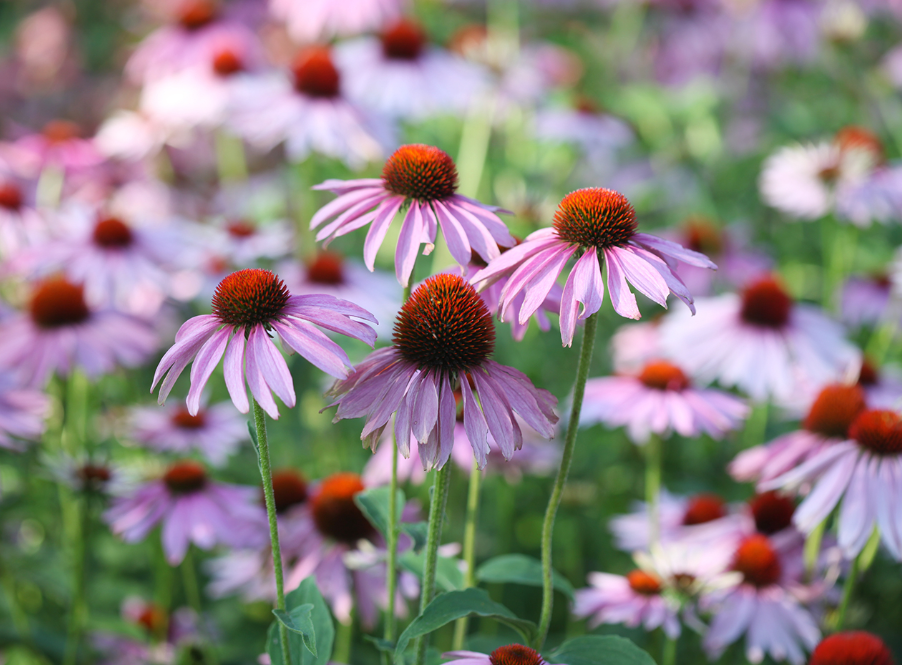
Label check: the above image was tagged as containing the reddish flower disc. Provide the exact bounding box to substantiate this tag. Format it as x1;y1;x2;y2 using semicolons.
803;384;866;439
163;460;208;494
42;120;80;143
809;631;894;665
226;220;255;238
178;0;217;30
682;494;726;525
306;251;345;285
211;268;290;328
29;277;91;329
381;19;426;60
732;534;782;588
552;188;637;250
849;409;902;455
292;47;340;98
171;407;207;430
93;216;134;249
681;216;723;255
749;491;795;535
638;360;691;392
381;144;459;201
311;472;374;544
0;182;23;211
627;569;662;596
489;644;545;665
212;48;244;76
739;277;792;328
270;469;308;513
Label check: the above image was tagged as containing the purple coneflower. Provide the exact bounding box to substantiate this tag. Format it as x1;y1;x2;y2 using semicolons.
841;273;895;329
471;188;715;347
130;400;248;466
701;534;821;665
311;144;515;287
228;46;394;168
610;490;730;552
580;359;749;444
151;268;377;419
105;460;258;564
0;120;102;177
270;0;402;44
442;645;556;665
335;18;488;120
0;276;158;387
730;383;866;485
809;631;894;665
764;408;902;560
0;174;47;259
327;273;558;469
660;275;859;402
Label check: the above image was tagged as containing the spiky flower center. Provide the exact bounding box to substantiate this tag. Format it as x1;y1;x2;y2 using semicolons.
489;645;545;665
163;461;207;495
0;182;23;210
93;216;134;249
271;470;308;513
292;48;340;98
393;274;495;372
739;277;792;328
381;144;459;202
226;220;255;237
212;48;244;76
809;631;894;665
850;409;902;455
42;120;80;143
307;251;345;285
803;384;866;438
29;277;91;329
733;534;781;588
311;473;374;545
749;491;795;535
682;217;723;255
682;494;726;525
638;360;690;392
627;569;662;596
211;269;290;328
381;19;426;60
552;188;637;250
171;407;207;430
178;0;217;30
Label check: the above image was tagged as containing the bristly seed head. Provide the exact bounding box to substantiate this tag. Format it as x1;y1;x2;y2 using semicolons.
393;274;495;373
552;188;637;250
489;645;545;665
381;144;459;202
732;534;781;588
749;491;795;535
311;472;374;544
163;460;207;495
211;269;290;329
212;48;244;76
381;19;426;60
739;277;793;328
682;494;726;525
849;409;902;455
809;631;894;665
638;360;690;392
306;251;345;285
803;384;866;439
171;407;207;430
29;277;91;329
627;569;662;595
292;47;340;98
93;216;134;249
270;469;308;513
178;0;217;29
0;182;23;210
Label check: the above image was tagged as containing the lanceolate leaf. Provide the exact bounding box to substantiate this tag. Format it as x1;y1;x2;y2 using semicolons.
548;635;657;665
476;554;575;599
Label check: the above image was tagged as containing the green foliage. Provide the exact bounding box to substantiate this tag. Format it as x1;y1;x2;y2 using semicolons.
266;578;334;665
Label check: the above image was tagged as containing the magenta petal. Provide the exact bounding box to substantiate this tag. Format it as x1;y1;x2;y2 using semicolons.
484;361;556;438
249;325;296;409
470;368;515;459
410;370;439;443
450;195;516;246
603;247;641;320
394;375;416;458
152;315;220;396
433;200;472;267
161;501;191;565
437;373;456;469
311;187;385;230
614;246;671;308
286;294;379;324
316;194;387;242
500;244;575;322
222;332;249;414
364;197;404;271
186;326;232;416
560;248;603;347
470;229;559;288
518;246;574;325
244;325;280;419
273;319;352;379
632;233;717;269
395;202;426;287
360;365;416;438
286;305;377;346
460;377;489;469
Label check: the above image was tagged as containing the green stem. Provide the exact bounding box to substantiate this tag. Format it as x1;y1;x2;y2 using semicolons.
804;519;826;580
334;613;353;665
821;217;857;313
662;633;677;665
742;402;769;450
413;462;453;665
0;563;29;641
63;497;89;665
452;458;483;650
253;399;292;665
535;312;598;649
645;435;662;549
181;547;202;615
835;553;860;630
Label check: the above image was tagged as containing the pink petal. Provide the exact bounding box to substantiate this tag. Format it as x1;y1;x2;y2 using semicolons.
186;327;232;416
603;247;641;319
395;202;426;287
363;197;405;271
222;331;249;414
249;325;295;409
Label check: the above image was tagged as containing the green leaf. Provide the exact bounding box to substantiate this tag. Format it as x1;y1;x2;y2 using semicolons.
476;554;574;599
548;636;657;665
399;550;464;592
273;604;316;656
394;588;537;663
267;577;334;665
354;487;427;551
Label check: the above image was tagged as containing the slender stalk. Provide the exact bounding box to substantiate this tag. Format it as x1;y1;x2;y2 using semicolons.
1;563;29;641
181;547;202;614
334;614;353;665
413;462;453;665
535;312;598;649
63;496;89;665
645;434;662;549
742;402;769;450
253;399;292;665
835;553;860;630
662;633;677;665
804;519;826;580
452;458;483;650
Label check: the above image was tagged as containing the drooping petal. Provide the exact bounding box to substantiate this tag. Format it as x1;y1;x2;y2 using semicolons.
395;202;426;287
363;197;405;271
559;248;604;347
249;325;296;409
603;247;641;319
460;376;489;469
273;319;352;379
631;233;717;269
186;327;232;416
222;331;249;414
